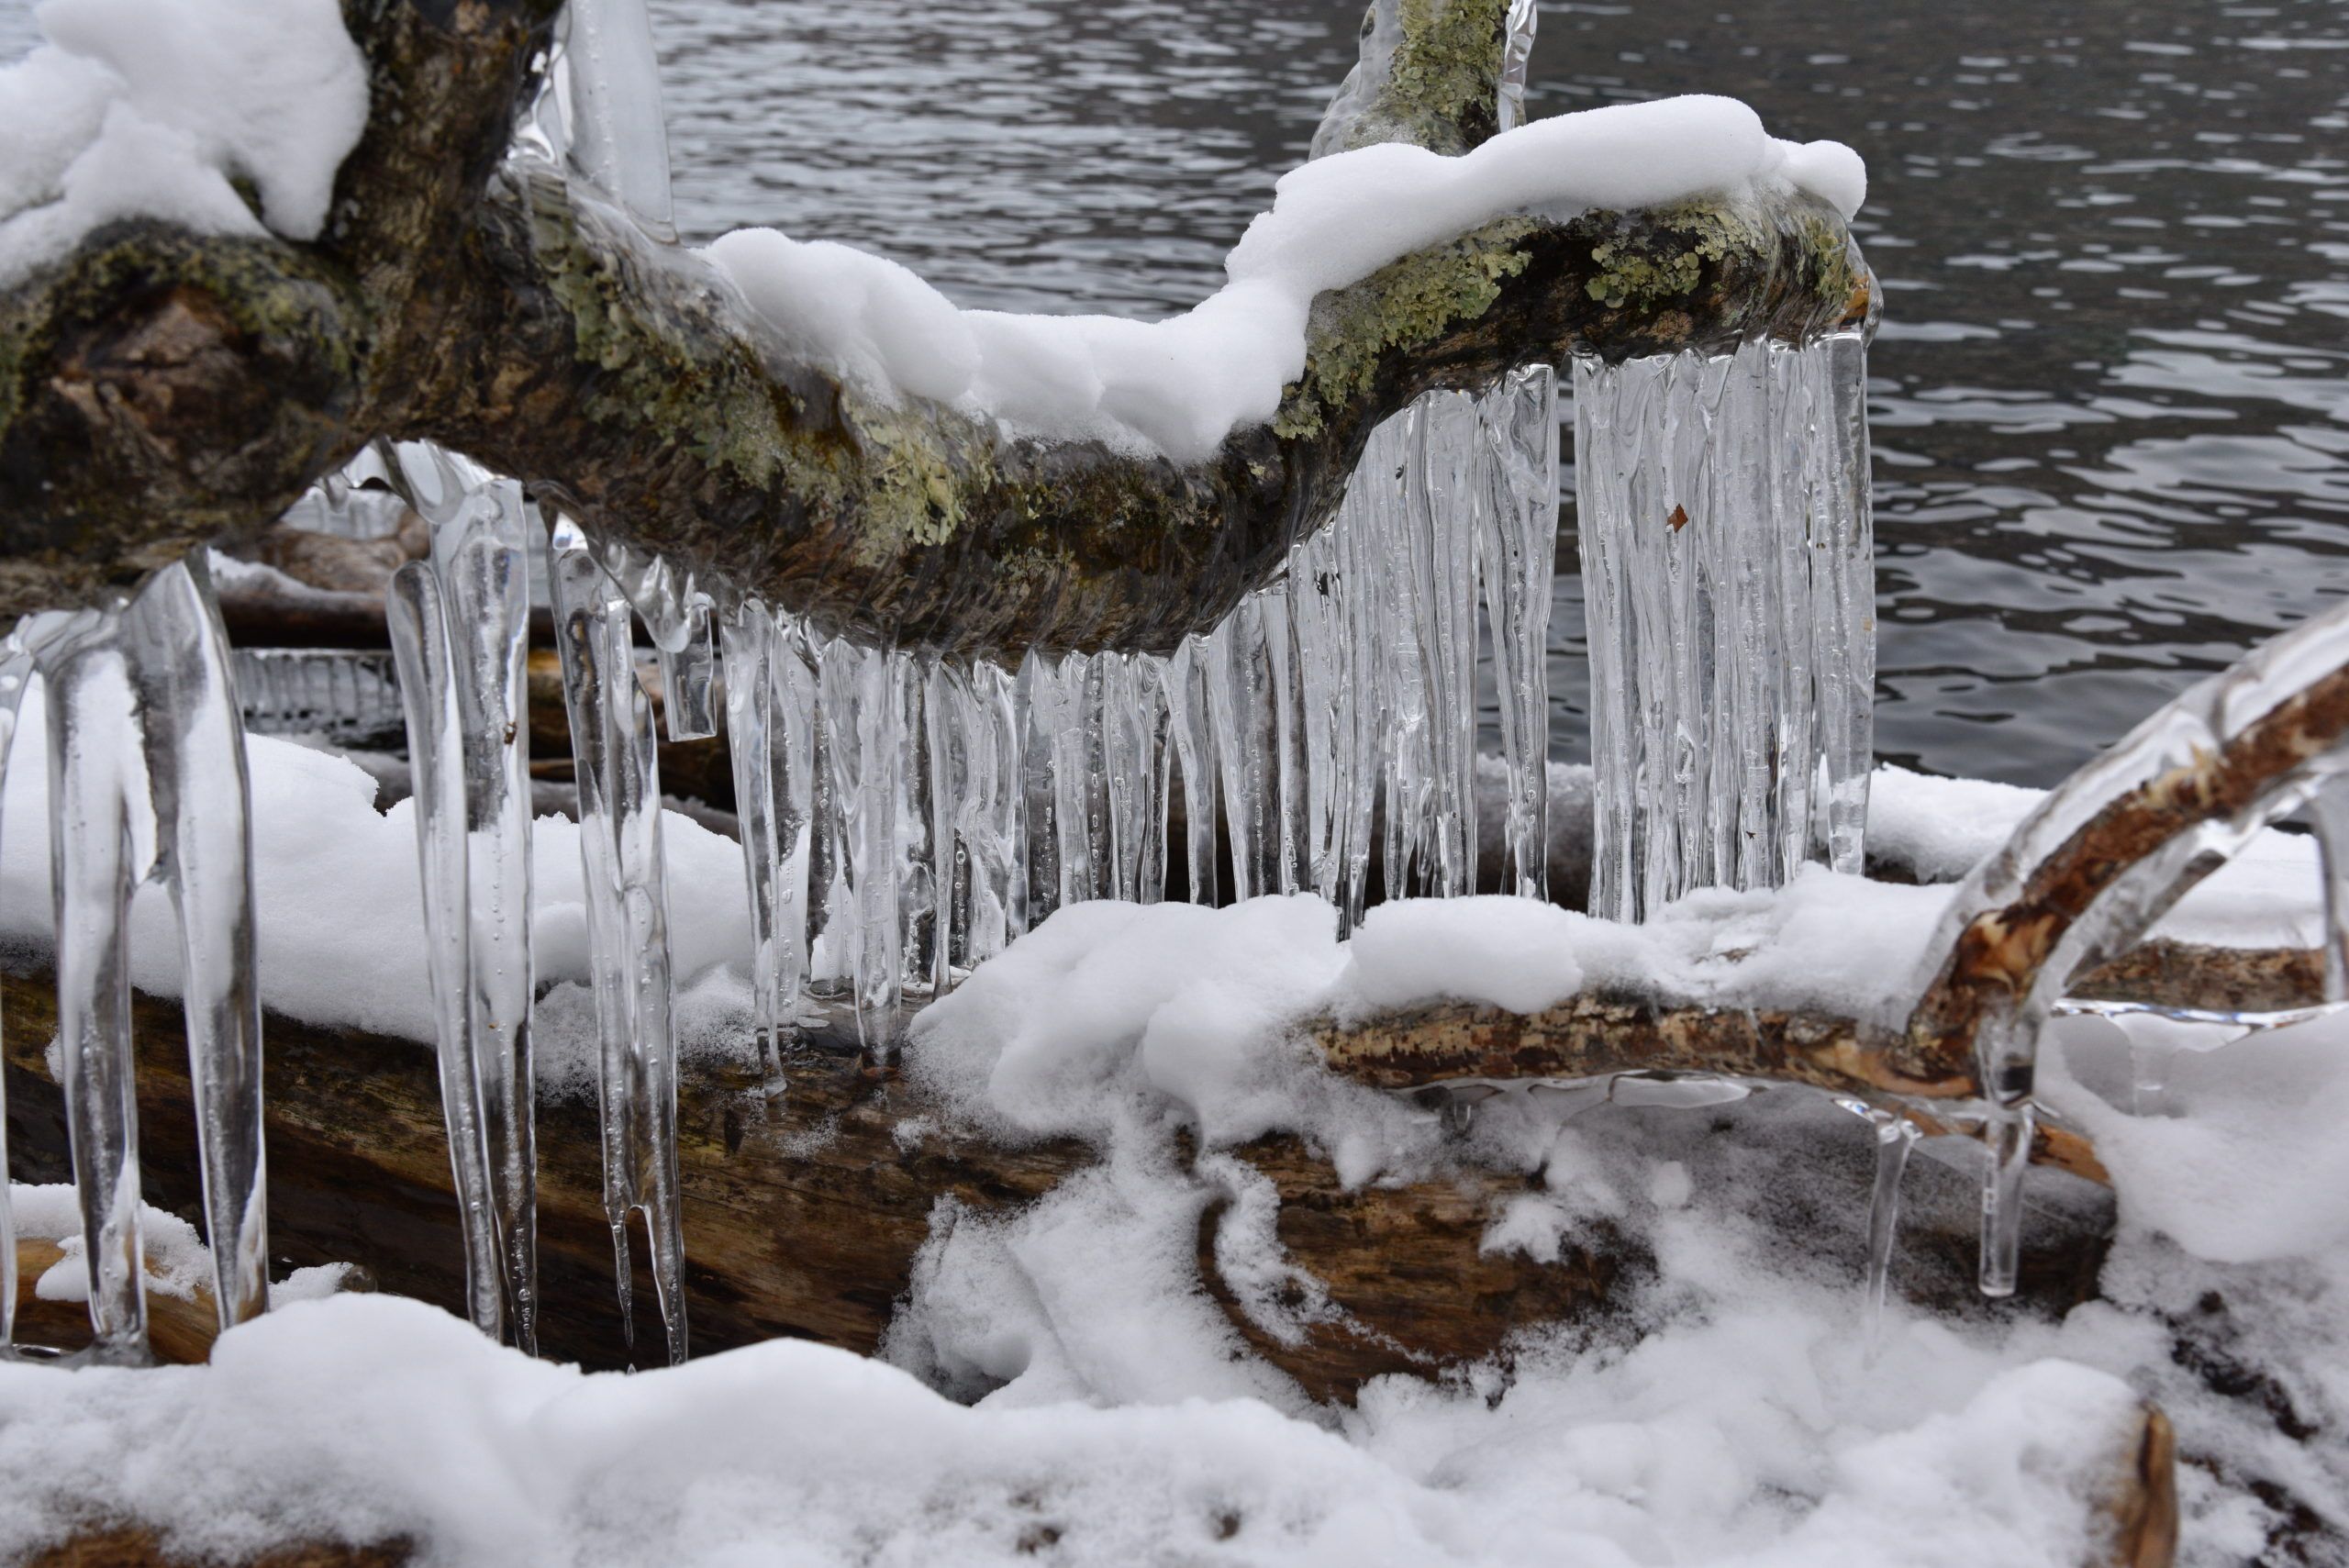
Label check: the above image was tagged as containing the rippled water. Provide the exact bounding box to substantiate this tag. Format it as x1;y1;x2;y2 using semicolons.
7;0;2343;787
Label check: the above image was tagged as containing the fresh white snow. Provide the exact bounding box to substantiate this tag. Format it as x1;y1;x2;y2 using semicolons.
1;703;2338;1565
0;0;367;284
704;96;1865;462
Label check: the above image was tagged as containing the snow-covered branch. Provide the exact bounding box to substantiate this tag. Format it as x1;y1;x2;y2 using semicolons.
0;0;1871;653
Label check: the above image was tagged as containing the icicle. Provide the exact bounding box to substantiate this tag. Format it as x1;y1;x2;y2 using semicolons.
926;661;972;992
384;441;539;1349
1410;395;1482;896
0;635;28;1356
718;605;784;1072
548;531;689;1364
1288;530;1347;905
1099;652;1168;905
806;634;852;1003
1809;329;1876;876
1850;1105;1920;1348
36;611;153;1362
718;603;814;1077
2311;774;2349;1002
1208;598;1283;901
1034;652;1106;908
819;640;906;1056
1475;362;1559;899
898;654;939;999
386;562;507;1341
1163;638;1219;907
1977;1096;2034;1299
561;0;677;241
122;558;268;1332
962;660;1027;957
1573;338;1865;921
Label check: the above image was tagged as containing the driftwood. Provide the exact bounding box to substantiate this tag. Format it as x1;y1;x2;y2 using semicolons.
0;0;1869;654
3;959;2140;1386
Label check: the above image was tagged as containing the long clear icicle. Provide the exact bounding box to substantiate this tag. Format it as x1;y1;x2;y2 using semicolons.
124;558;268;1331
386;562;506;1341
0;636;28;1355
1859;1107;1919;1345
549;530;688;1364
1476;363;1558;899
384;441;539;1349
37;612;153;1363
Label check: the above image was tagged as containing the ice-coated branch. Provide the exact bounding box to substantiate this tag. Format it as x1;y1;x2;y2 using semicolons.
1897;597;2349;1087
0;0;1871;656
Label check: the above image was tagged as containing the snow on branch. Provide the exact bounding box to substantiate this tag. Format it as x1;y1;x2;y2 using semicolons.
0;0;1872;654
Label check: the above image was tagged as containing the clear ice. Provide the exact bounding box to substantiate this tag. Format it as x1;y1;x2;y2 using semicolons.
1575;336;1876;923
1909;595;2349;1296
6;556;268;1362
548;522;689;1363
385;444;540;1351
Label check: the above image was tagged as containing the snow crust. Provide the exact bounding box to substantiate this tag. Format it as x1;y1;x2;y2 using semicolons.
0;1281;2168;1568
703;96;1866;462
0;0;368;284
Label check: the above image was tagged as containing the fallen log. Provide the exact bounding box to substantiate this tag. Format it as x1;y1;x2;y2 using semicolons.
2;962;2121;1389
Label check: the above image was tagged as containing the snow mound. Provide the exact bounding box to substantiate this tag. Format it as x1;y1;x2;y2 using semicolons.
702;95;1865;462
0;0;368;284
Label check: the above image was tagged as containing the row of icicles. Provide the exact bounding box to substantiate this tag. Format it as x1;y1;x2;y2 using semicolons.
1;333;1937;1371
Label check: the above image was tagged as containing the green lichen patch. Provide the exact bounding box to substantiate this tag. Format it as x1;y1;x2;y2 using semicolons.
1583;199;1771;311
1353;0;1511;154
1275;215;1535;441
529;190;794;494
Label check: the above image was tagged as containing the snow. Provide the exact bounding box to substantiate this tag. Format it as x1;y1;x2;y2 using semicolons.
1865;761;2324;951
0;678;758;1064
703;95;1865;462
10;1182;354;1307
0;0;368;284
4;726;2340;1562
0;1234;2167;1568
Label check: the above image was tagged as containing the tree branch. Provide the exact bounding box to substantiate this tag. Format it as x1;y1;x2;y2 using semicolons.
0;0;1869;655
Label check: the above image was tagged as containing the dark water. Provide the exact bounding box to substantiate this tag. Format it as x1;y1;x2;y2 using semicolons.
651;0;2349;787
6;0;2342;786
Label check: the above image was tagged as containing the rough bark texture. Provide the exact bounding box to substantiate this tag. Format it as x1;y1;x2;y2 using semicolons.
0;0;1869;655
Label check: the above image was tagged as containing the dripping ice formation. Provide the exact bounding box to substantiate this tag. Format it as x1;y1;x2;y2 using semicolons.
547;523;688;1364
1575;331;1876;923
0;556;268;1363
2;0;1939;1360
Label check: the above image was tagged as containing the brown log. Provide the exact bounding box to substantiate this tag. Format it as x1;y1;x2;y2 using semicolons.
27;1531;409;1568
8;1239;230;1366
1;962;2117;1390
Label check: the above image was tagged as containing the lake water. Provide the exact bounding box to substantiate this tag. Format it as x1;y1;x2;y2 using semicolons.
7;0;2344;787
